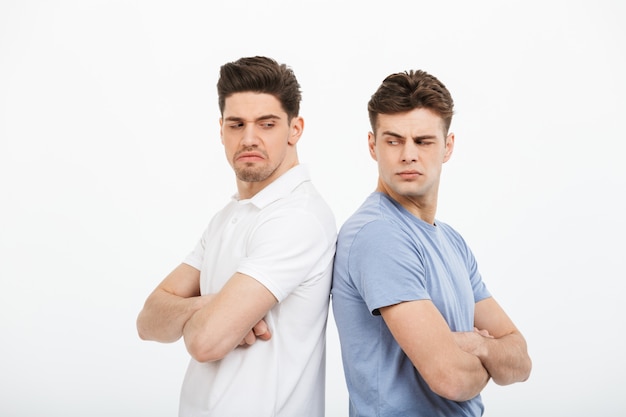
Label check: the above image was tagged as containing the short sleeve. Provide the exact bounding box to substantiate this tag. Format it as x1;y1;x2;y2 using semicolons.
443;224;491;303
183;237;204;270
237;209;334;302
349;220;431;315
465;249;491;303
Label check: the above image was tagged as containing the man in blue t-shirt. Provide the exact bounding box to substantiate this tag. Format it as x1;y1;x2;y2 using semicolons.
331;69;532;417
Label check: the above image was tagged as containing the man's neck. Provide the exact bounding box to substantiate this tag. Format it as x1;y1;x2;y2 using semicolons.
376;182;438;225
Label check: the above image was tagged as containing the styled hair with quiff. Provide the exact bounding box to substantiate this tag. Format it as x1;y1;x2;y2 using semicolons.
368;70;454;135
217;56;302;120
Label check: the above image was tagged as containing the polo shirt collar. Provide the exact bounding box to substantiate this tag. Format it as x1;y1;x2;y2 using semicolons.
232;164;311;209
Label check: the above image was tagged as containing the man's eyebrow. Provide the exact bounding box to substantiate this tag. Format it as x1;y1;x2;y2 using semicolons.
381;130;403;138
224;114;282;122
382;130;438;141
412;134;437;141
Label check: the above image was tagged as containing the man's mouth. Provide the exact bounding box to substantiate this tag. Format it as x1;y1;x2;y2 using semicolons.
236;151;265;163
397;170;421;179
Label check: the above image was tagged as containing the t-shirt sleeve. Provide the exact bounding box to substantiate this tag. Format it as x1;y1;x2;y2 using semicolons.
237;209;334;302
349;220;431;315
465;247;491;303
446;226;491;303
183;238;203;270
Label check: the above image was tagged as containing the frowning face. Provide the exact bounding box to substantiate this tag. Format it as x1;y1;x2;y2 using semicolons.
220;92;302;199
369;107;454;211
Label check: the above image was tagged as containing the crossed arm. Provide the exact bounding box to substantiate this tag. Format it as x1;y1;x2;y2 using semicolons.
379;296;531;402
457;297;532;386
136;263;276;362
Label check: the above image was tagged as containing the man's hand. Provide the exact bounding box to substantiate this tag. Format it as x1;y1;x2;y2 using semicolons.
238;318;272;347
452;327;493;357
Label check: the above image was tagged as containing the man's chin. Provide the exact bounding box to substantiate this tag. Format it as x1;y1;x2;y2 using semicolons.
235;167;272;183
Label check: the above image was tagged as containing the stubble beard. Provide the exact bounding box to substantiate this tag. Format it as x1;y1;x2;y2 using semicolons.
232;146;277;183
234;162;277;183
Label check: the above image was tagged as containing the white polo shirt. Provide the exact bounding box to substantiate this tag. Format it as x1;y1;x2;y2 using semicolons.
180;164;336;417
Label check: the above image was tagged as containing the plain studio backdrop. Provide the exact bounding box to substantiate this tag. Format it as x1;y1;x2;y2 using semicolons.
1;1;624;416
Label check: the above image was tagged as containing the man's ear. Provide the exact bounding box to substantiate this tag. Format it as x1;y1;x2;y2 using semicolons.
287;116;304;145
443;132;455;162
219;118;224;145
368;132;378;161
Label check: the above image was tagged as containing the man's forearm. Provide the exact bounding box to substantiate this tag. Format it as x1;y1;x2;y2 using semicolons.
479;332;532;385
137;290;210;343
444;352;491;401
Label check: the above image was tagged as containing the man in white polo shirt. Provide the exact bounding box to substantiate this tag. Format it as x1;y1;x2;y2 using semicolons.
136;56;336;417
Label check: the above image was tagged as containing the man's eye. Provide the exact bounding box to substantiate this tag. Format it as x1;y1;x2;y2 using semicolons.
260;122;275;128
387;140;399;145
229;123;244;129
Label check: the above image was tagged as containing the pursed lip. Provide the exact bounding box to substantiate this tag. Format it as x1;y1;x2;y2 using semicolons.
397;169;422;179
235;151;265;162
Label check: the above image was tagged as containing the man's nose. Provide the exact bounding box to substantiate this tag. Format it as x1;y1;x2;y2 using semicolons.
241;124;259;146
401;143;418;163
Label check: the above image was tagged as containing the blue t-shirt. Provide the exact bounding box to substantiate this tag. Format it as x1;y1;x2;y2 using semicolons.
331;192;492;417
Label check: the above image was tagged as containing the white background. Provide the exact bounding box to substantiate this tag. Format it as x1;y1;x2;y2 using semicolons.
1;1;625;416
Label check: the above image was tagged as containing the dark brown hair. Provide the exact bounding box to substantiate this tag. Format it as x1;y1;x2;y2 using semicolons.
217;56;302;120
368;70;454;134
